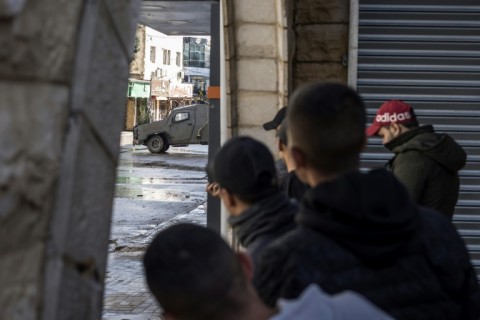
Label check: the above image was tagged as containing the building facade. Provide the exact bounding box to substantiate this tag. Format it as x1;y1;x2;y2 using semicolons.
126;24;186;128
130;24;184;82
183;36;211;96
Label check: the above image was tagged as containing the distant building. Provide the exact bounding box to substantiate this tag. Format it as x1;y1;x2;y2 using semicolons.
126;25;187;129
130;25;184;82
182;37;210;97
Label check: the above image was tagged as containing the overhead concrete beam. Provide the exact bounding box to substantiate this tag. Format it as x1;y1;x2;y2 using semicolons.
139;0;218;35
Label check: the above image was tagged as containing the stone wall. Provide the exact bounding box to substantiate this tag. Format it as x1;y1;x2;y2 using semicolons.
222;0;349;148
223;0;289;151
0;1;139;319
291;0;350;88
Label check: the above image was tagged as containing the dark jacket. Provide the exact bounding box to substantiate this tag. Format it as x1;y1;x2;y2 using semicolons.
385;125;466;218
254;169;480;320
229;192;297;266
279;171;309;202
275;159;288;182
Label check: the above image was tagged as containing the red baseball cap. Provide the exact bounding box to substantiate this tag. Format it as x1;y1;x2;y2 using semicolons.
366;100;417;137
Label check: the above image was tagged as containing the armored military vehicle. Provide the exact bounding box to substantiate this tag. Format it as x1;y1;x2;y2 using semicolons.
133;104;209;153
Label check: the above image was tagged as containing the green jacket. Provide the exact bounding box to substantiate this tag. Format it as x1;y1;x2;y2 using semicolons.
385;125;466;219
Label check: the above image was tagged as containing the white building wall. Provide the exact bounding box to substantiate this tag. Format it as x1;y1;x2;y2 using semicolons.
183;66;210;78
143;27;183;82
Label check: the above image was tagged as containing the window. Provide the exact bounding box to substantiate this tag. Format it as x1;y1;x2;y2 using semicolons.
182;37;210;68
150;46;156;63
163;49;171;65
174;112;189;122
176;52;181;66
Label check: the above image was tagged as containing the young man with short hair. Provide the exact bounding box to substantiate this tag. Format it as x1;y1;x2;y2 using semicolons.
366;100;466;218
254;83;480;320
143;223;394;320
207;136;297;266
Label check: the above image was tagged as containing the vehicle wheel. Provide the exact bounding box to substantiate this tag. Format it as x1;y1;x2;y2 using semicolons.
162;143;170;152
147;135;165;153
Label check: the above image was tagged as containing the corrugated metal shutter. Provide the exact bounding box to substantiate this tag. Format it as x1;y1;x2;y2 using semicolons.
357;0;480;275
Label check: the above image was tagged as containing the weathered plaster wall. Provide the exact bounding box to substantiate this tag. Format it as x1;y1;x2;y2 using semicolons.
0;1;140;319
223;0;289;151
130;24;146;80
125;98;136;130
291;0;350;88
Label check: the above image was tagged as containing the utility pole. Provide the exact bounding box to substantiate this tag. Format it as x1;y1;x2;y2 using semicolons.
207;2;221;233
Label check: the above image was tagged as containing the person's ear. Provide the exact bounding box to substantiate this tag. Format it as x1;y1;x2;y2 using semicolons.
206;182;220;197
290;145;306;170
390;123;402;136
236;251;254;281
219;188;236;208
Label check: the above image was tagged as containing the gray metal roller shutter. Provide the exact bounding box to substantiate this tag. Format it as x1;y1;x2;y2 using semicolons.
357;0;480;275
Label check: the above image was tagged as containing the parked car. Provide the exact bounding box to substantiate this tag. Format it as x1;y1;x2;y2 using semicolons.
133;104;209;153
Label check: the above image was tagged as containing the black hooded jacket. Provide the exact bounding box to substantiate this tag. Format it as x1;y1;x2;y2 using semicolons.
279;171;309;203
254;169;480;320
385;125;466;218
229;192;297;266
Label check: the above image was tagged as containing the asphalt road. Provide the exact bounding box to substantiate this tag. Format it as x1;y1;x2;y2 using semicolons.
103;132;208;320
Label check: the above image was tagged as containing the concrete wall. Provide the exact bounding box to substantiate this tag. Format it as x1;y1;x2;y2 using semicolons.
291;0;350;88
0;1;140;319
222;0;289;151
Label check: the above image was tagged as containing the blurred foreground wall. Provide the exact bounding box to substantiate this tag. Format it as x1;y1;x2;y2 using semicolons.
0;1;139;319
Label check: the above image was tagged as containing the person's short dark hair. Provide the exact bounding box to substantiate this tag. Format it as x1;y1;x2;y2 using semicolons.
263;107;287;131
207;137;278;204
288;82;366;174
144;224;248;320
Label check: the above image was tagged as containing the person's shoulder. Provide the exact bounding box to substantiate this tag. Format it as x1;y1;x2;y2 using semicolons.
418;207;457;239
331;290;395;319
418;207;471;260
271;284;394;320
394;148;427;160
255;226;318;274
261;227;305;257
269;224;325;247
257;225;335;273
391;148;430;170
419;207;456;233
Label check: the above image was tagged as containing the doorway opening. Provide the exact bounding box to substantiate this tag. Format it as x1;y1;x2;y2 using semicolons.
103;1;220;319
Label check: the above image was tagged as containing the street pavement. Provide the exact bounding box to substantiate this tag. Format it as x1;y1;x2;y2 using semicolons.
102;132;208;320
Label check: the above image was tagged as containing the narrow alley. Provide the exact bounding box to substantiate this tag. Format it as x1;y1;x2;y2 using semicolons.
102;132;208;320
